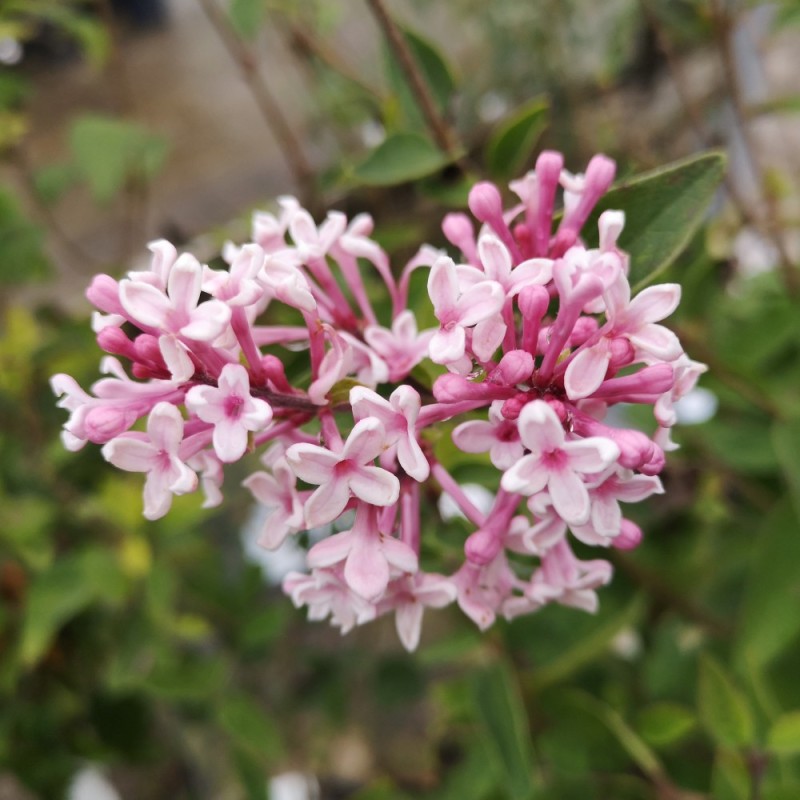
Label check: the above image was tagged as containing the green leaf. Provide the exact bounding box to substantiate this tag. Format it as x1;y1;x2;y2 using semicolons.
772;420;800;519
228;0;266;40
485;98;549;180
570;691;664;780
0;188;51;284
529;595;643;689
584;151;726;289
636;703;697;748
34;162;78;206
737;500;800;668
767;711;800;754
353;133;453;186
69;114;169;204
712;749;750;800
384;28;456;130
19;548;126;666
472;661;535;800
220;694;284;760
697;654;756;748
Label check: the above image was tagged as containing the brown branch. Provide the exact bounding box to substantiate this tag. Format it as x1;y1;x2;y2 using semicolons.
365;0;462;160
642;0;798;296
707;0;799;297
197;0;315;203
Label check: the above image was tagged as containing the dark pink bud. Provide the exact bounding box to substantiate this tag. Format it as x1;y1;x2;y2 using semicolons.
532;151;564;257
84;406;138;442
468;182;504;223
513;222;533;259
569;316;599;346
640;444;666;476
518;285;550;322
613;519;643;551
594;364;674;400
97;327;136;359
433;374;513;404
465;528;502;566
609;337;635;369
490;350;534;386
133;334;164;366
500;392;529;420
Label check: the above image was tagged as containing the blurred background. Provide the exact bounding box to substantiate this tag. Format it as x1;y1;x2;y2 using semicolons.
1;1;800;798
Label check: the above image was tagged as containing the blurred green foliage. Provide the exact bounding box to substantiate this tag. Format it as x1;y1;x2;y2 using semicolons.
1;0;800;798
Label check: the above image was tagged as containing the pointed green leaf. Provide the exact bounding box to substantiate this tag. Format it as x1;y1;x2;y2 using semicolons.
220;694;284;760
767;711;800;755
472;662;535;800
772;420;800;519
712;749;750;800
570;691;664;780
485;98;549;180
354;133;453;186
737;500;800;668
637;702;697;748
584;151;726;289
698;654;755;748
385;27;456;129
70;114;169;204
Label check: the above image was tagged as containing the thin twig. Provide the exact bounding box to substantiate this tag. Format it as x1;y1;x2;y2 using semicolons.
642;0;798;296
365;0;463;160
707;0;799;297
198;0;315;204
11;146;99;273
284;22;384;101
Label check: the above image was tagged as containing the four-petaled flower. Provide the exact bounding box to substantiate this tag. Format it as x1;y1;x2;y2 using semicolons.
286;418;400;527
501;400;619;526
101;402;197;520
185;364;273;463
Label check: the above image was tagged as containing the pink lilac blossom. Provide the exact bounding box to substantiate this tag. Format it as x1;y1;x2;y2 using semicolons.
53;150;701;651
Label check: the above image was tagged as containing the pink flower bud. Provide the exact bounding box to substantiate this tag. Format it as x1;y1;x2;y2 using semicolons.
489;350;534;386
609;337;635;369
518;285;550;322
97;327;136;359
613;519;643;550
442;212;477;263
468;181;504;223
84;405;138;442
465;528;503;566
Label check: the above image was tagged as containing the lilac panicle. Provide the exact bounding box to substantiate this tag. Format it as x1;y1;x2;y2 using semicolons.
52;151;701;651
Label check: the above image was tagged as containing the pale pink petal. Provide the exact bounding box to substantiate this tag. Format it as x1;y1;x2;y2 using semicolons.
146;403;185;451
517;400;565;453
119;280;170;328
628;323;683;361
626;284;681;325
167;458;198;495
489;440;524;470
429;325;466;364
428;256;459;316
453;420;499;453
615;473;663;502
166;256;203;317
343;418;387;464
180;300;231;341
507;258;553;294
564;342;611;400
305;477;351;527
396;435;429;482
381;536;418;574
396;602;424;651
501;455;549;495
159;335;195;381
348;466;400;507
213;417;248;462
143;472;173;520
548;469;591;525
350;385;394;423
477;234;512;283
591;494;622;537
307;530;355;568
472;314;506;361
457;281;505;327
285;443;340;484
415;574;457;606
345;535;389;600
563;437;619;473
243;471;281;506
102;436;156;472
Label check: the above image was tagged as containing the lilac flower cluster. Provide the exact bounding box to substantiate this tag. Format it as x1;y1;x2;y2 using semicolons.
52;152;705;650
